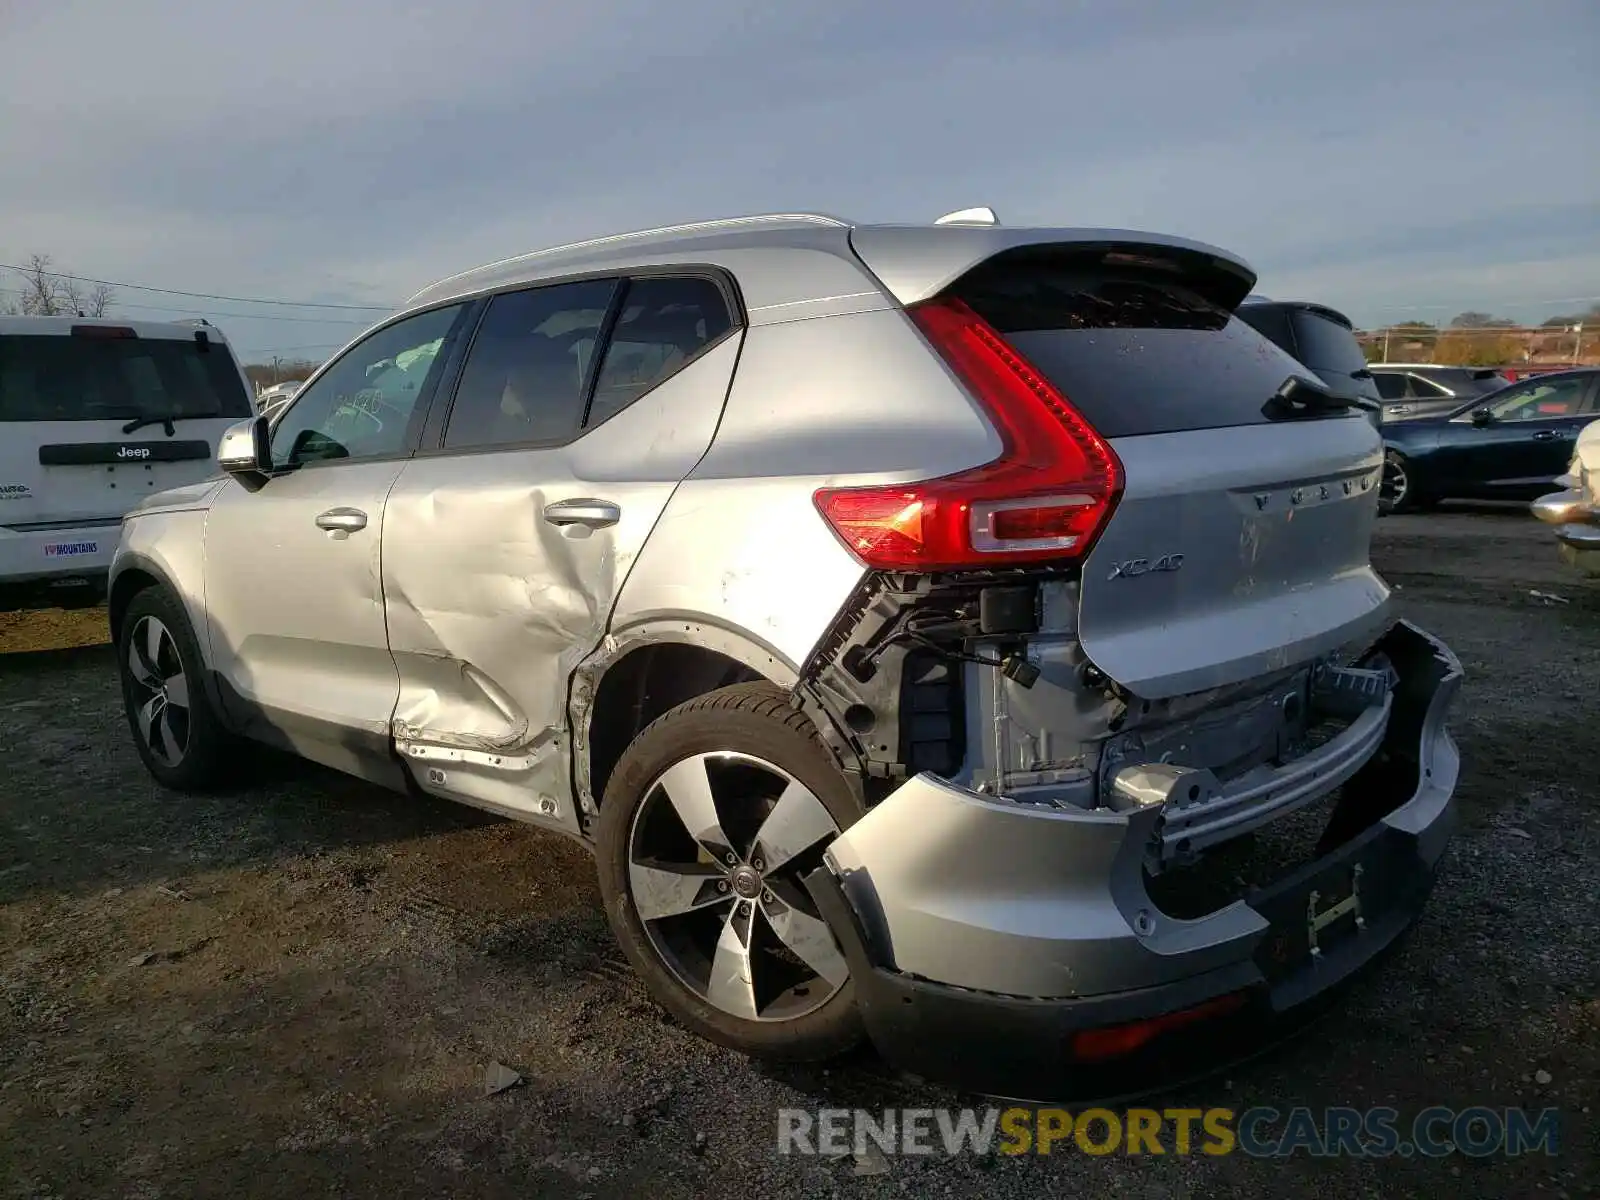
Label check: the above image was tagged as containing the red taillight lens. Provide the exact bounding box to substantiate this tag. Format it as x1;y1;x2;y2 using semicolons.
70;325;137;339
1068;992;1249;1063
813;296;1122;572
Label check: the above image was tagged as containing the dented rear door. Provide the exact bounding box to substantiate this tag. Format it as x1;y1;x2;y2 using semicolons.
380;275;742;829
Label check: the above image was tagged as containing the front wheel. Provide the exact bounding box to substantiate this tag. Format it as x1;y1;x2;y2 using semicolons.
595;683;865;1062
116;587;240;791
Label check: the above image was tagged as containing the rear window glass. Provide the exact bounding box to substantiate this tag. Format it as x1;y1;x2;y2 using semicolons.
953;260;1335;438
0;333;252;423
1236;304;1295;355
1432;368;1504;394
1289;310;1368;375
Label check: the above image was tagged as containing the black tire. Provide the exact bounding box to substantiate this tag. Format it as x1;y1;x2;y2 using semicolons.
116;586;240;791
595;682;866;1062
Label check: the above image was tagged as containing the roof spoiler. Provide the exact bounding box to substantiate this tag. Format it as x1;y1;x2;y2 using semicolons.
849;226;1258;313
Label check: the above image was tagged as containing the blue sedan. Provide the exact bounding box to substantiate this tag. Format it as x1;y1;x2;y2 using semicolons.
1380;368;1600;513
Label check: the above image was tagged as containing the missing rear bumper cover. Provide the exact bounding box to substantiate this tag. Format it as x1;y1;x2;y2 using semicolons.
808;619;1461;1097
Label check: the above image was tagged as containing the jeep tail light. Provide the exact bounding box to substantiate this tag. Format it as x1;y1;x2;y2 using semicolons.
813;296;1122;572
71;325;137;339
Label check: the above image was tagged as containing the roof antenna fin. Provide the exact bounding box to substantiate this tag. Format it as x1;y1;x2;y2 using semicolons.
934;206;999;226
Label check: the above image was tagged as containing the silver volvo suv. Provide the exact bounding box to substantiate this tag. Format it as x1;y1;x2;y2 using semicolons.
108;211;1462;1096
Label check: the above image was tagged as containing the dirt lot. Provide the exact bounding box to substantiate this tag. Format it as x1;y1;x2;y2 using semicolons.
2;509;1596;1199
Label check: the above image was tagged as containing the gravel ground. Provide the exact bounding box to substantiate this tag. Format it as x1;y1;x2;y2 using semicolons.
2;507;1596;1199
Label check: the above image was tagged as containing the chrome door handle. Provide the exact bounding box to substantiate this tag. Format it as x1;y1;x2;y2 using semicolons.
543;498;621;529
1530;430;1560;441
315;507;368;532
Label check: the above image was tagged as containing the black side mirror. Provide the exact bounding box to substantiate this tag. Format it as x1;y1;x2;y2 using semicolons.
1470;408;1494;426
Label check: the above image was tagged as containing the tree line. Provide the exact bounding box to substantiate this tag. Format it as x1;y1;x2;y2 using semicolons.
1361;304;1598;367
1;254;115;317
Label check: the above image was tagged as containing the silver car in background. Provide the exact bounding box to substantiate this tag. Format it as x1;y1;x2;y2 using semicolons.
254;381;300;418
1533;416;1600;576
106;210;1462;1097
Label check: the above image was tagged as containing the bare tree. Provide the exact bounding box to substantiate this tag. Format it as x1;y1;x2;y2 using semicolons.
4;253;116;317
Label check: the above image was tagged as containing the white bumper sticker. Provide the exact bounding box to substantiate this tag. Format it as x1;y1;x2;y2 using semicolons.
43;540;101;558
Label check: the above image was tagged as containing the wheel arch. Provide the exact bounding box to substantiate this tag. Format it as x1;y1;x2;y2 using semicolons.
109;552;232;722
108;555;180;647
571;619;800;824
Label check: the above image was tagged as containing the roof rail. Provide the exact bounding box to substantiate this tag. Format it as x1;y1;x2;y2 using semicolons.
407;212;854;305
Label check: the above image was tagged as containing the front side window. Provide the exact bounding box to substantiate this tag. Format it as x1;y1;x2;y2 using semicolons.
271;305;463;465
1409;375;1449;398
1486;376;1591;422
1374;373;1406;400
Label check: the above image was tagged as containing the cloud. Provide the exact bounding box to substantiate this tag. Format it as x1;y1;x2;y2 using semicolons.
2;0;1594;358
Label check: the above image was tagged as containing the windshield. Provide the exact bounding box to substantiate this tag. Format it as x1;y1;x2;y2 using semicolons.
0;333;253;423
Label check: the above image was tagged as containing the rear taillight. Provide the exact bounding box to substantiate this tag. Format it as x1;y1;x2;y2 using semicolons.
70;325;137;339
813;296;1122;572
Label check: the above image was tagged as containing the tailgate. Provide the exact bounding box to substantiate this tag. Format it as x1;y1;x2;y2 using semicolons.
1;323;247;528
934;242;1390;700
1;420;218;527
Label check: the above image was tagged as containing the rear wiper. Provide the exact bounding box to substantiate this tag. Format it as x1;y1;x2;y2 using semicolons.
1262;375;1379;420
120;411;218;435
120;414;176;435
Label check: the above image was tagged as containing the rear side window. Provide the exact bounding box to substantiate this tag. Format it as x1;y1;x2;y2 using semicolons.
1375;373;1407;400
1289;310;1368;374
587;276;733;428
442;279;620;450
0;333;252;423
951;257;1328;438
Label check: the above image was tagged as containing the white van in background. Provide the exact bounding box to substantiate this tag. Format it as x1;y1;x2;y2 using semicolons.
1;316;254;612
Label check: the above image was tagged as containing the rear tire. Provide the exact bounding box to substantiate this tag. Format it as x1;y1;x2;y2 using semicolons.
595;682;866;1062
116;587;240;792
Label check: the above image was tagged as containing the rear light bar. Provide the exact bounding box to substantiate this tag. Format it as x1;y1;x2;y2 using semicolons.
1068;991;1249;1063
813;296;1123;572
71;325;137;339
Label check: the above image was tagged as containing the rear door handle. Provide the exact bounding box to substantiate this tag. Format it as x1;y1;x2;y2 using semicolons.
1531;430;1560;441
543;498;621;529
315;507;368;532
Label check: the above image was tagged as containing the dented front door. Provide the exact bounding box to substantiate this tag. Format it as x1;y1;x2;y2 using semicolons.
379;277;742;831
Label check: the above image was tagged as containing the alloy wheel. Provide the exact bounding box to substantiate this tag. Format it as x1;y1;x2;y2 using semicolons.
126;615;191;768
627;751;848;1022
1382;456;1409;509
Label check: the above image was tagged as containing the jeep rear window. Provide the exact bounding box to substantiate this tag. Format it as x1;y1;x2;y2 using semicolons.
0;334;253;423
950;257;1332;438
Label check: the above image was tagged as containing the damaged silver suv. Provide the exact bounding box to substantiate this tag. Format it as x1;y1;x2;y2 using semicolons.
108;211;1462;1095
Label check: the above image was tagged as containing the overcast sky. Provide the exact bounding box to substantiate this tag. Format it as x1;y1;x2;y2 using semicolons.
2;0;1596;362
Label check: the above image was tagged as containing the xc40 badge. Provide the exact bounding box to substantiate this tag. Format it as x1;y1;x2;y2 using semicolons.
1107;553;1184;580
